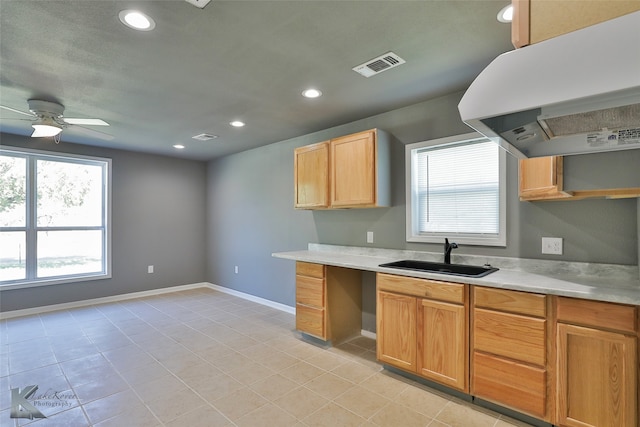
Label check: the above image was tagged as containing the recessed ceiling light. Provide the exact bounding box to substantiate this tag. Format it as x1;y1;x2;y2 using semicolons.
302;89;322;99
173;144;185;149
230;121;245;128
119;10;156;31
497;4;513;23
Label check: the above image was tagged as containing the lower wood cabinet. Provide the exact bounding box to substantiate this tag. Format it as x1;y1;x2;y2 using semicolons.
555;297;638;427
471;286;551;421
294;266;640;426
295;261;362;344
376;273;468;392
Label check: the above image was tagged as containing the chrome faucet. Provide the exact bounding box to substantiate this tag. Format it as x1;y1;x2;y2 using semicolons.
444;238;458;264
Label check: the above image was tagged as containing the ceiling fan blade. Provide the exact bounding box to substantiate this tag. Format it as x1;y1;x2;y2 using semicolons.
70;124;115;140
0;104;35;117
63;118;109;126
0;118;34;122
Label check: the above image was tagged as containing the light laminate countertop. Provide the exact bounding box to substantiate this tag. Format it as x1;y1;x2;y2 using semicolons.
273;244;640;305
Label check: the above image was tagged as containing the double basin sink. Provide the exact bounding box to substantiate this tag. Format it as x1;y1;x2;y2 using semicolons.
379;259;498;278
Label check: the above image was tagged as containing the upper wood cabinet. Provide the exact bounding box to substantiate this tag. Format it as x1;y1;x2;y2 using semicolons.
294;129;391;209
330;129;390;208
294;141;329;208
519;156;572;201
519;156;640;201
512;0;640;48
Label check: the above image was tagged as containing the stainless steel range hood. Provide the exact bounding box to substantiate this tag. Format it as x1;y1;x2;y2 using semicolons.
459;11;640;159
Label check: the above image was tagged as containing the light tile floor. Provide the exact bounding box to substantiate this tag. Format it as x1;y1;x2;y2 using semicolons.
0;288;534;426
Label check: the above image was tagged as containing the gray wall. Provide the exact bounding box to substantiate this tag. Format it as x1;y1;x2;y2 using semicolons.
2;91;638;319
205;91;639;332
1;133;208;312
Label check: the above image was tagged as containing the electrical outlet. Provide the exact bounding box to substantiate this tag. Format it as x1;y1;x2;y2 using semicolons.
367;231;374;244
148;265;154;274
541;237;563;255
234;266;239;274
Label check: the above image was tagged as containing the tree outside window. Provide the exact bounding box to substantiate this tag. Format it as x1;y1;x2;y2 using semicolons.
0;148;111;287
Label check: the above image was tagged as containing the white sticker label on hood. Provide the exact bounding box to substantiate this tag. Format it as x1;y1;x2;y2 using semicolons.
587;128;640;148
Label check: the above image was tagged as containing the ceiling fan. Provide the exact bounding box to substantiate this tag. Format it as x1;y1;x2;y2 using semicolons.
0;99;114;142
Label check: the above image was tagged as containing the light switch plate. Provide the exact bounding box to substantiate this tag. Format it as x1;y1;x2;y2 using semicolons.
367;231;374;244
542;237;563;255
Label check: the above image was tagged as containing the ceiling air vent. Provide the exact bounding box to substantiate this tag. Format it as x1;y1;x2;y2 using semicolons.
352;52;406;78
184;0;212;9
192;133;218;141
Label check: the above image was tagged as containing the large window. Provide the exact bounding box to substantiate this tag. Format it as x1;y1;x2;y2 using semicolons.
406;132;506;246
0;147;111;289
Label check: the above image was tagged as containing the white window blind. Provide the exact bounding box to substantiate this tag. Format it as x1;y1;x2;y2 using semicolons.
406;132;506;246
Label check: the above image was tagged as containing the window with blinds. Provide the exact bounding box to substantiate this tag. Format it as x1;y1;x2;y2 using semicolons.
406;132;506;246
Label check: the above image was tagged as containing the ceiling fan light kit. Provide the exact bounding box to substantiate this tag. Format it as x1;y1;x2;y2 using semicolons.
0;99;112;141
32;120;63;137
28;99;65;117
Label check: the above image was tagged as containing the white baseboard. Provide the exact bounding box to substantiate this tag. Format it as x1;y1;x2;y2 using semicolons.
361;330;377;340
0;282;210;320
206;283;295;315
0;282;297;320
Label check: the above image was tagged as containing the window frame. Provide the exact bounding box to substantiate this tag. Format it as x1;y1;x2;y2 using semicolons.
0;146;112;290
405;131;506;247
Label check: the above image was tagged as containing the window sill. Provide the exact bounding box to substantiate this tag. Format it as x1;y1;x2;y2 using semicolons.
0;273;111;291
407;235;506;247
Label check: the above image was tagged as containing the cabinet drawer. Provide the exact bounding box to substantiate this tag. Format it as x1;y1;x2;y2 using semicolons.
296;261;325;278
296;275;325;308
557;297;637;334
377;273;465;304
474;308;546;366
473;351;547;419
296;304;325;339
474;287;546;318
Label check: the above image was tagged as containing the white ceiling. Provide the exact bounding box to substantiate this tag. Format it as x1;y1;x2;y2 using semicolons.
0;1;513;160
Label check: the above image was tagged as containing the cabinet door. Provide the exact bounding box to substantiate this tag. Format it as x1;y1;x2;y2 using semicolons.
531;0;640;46
519;156;572;201
556;323;637;427
512;0;640;47
417;299;467;391
330;130;376;207
376;290;416;372
294;141;329;208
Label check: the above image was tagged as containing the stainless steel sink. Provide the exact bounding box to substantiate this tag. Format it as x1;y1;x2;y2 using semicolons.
379;259;498;278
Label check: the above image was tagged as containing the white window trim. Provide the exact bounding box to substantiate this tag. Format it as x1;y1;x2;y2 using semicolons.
0;146;112;291
405;132;506;247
